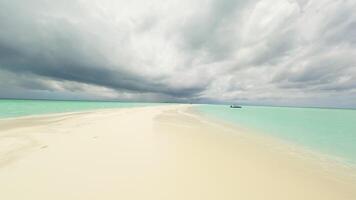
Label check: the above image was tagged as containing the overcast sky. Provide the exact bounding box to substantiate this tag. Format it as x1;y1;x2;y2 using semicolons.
0;0;356;107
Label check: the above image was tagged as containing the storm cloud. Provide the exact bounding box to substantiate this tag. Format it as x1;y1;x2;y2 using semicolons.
0;0;356;107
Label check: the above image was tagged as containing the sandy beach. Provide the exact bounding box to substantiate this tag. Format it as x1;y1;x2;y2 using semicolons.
0;105;355;200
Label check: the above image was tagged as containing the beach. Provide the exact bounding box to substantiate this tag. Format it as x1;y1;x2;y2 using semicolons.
0;105;355;200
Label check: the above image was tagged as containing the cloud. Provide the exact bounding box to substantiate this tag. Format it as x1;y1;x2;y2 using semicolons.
0;0;356;107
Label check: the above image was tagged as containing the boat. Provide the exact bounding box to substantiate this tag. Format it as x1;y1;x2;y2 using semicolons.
230;105;242;108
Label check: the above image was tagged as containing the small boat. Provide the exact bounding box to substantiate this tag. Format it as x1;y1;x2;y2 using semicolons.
230;105;242;108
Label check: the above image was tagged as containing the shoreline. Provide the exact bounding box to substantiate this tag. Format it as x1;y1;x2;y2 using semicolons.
189;106;356;180
1;105;356;199
191;105;356;170
0;99;165;119
0;103;171;122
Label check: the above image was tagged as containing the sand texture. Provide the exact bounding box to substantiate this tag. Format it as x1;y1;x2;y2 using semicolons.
0;105;355;200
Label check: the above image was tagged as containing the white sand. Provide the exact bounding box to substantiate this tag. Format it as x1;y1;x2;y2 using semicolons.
0;105;355;200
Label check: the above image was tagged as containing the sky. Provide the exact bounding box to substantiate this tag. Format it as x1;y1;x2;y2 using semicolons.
0;0;356;107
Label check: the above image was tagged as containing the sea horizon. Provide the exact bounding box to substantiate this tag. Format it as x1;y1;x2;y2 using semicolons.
1;98;356;110
2;0;356;198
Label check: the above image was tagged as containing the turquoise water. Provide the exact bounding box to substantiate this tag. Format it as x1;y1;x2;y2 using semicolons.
0;99;159;118
197;105;356;164
2;100;356;164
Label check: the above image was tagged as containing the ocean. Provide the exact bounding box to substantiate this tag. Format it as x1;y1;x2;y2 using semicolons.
2;100;356;165
197;104;356;165
0;99;158;118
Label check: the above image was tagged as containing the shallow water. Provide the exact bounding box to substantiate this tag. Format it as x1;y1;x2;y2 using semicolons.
197;104;356;164
0;99;159;118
